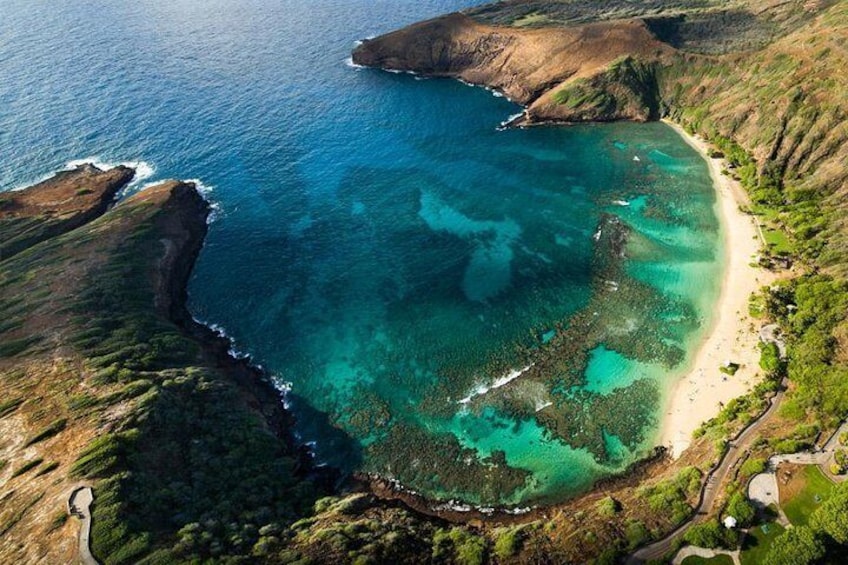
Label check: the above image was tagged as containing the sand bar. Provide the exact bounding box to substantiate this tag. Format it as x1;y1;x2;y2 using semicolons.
659;121;775;458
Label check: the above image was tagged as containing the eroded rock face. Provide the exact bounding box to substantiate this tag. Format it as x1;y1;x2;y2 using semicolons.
0;164;134;259
352;12;673;123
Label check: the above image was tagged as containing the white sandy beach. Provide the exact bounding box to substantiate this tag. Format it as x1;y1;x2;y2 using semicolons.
659;121;775;458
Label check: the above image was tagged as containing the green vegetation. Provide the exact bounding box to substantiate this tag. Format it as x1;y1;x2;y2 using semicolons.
492;526;525;560
763;275;848;422
624;519;650;550
833;450;848;474
0;336;41;358
683;519;735;549
760;482;848;564
782;466;834;526
723;492;755;528
433;528;487;565
596;496;621;518
48;511;68;532
639;467;701;526
719;362;739;376
758;342;782;376
35;461;59;477
739;457;767;479
11;458;44;478
740;521;785;565
809;480;848;544
23;418;67;447
0;397;23;418
763;525;824;565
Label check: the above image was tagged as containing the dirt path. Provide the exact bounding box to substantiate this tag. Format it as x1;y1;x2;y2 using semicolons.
68;486;98;565
628;379;787;564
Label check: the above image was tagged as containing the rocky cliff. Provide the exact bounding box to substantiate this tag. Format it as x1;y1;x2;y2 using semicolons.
353;12;672;123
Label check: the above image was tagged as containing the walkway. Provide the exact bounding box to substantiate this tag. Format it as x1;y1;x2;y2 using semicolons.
672;545;740;565
68;486;98;565
628;379;787;564
747;471;789;527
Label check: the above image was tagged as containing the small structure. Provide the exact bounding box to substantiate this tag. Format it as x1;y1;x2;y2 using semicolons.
723;515;738;529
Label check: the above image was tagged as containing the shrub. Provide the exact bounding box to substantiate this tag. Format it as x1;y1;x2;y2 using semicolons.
493;527;523;560
24;418;67;447
724;492;756;528
596;496;620;518
11;458;43;478
683;520;724;548
639;467;701;525
625;520;650;550
739;457;767;478
432;528;486;565
0;397;23;418
759;341;783;375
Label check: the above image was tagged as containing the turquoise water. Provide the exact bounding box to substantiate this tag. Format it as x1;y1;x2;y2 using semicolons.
0;0;721;505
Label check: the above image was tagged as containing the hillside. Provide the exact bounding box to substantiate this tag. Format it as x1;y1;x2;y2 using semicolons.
4;0;848;563
0;168;328;563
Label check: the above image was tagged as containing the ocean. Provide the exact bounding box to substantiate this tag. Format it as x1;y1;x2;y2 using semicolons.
0;0;721;506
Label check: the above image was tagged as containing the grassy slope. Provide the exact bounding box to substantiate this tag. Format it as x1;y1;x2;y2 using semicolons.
0;178;321;563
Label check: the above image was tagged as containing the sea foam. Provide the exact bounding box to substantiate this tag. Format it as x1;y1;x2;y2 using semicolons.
64;156;156;197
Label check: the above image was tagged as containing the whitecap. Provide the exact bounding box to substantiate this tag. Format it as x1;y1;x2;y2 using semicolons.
498;111;524;129
612;199;630;206
458;364;534;404
184;178;222;223
344;56;364;69
63;156;156;198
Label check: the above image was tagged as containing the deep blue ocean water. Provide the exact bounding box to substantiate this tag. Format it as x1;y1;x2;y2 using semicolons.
0;0;721;505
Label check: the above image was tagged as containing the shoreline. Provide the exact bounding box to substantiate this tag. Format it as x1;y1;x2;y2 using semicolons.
658;120;773;458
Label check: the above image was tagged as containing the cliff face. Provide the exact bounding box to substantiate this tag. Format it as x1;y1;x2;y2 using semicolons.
0;164;134;260
0;170;326;564
352;12;673;122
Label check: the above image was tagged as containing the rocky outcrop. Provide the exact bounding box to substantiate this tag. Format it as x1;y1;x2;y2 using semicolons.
0;164;134;260
352;12;673;124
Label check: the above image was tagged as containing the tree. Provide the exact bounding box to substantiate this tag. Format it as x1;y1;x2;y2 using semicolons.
810;482;848;544
759;341;782;375
764;526;825;565
724;492;756;528
683;520;724;549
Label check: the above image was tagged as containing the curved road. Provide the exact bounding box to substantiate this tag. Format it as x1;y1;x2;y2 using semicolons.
628;380;787;564
68;486;98;565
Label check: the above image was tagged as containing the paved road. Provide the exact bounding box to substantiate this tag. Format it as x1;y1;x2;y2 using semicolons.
628;380;787;564
69;486;98;565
